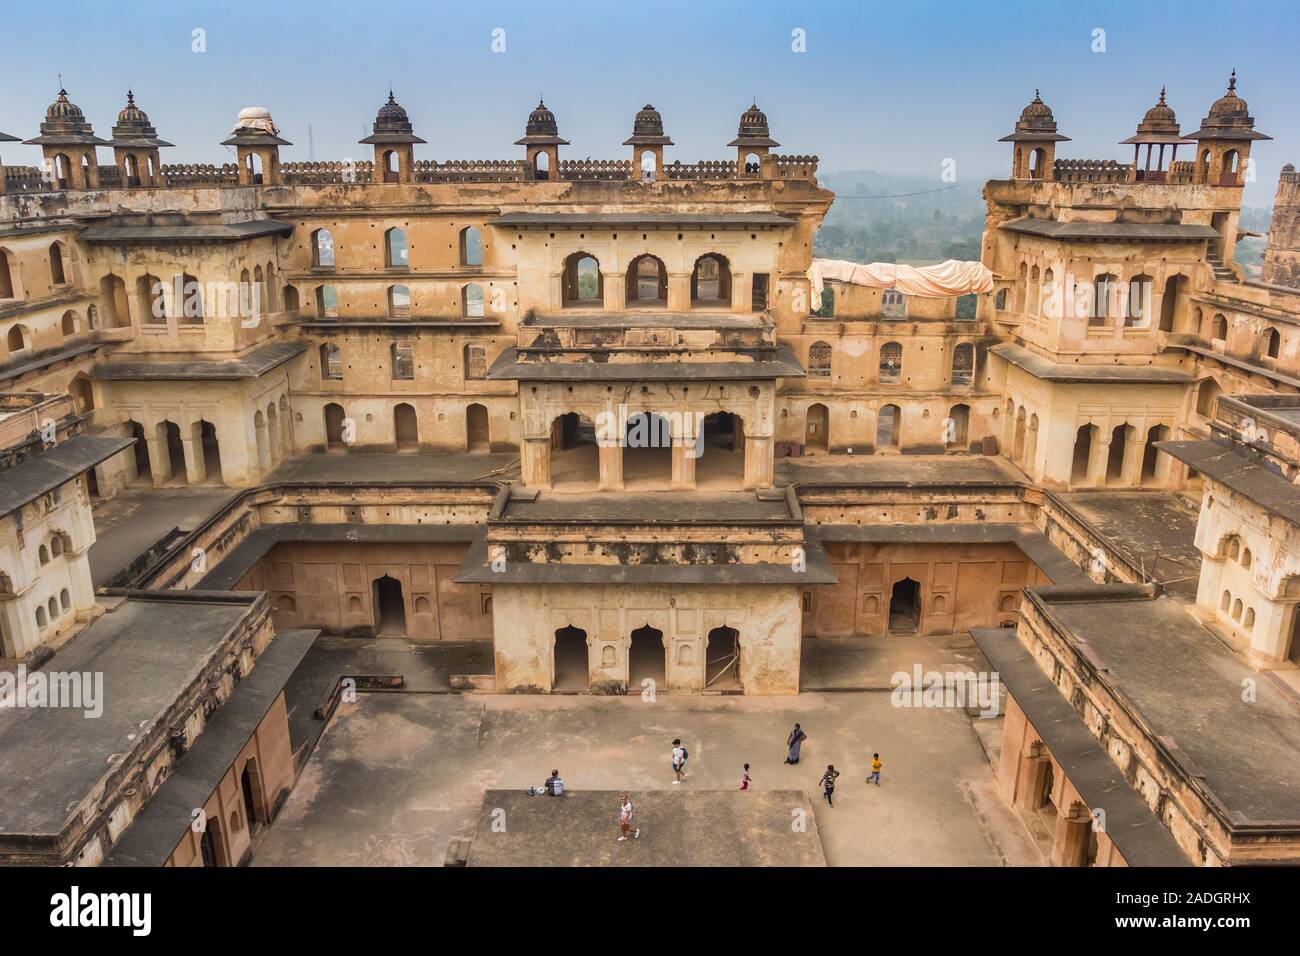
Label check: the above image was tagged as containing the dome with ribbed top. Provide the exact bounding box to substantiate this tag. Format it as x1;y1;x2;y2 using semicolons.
110;90;173;148
1120;87;1190;146
46;89;83;121
514;99;569;146
998;90;1070;144
727;103;780;148
1188;71;1271;143
359;90;426;145
25;86;110;146
624;103;673;146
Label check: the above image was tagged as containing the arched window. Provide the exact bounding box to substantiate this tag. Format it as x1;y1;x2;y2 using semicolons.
951;343;974;385
994;288;1008;310
391;341;415;380
39;544;50;565
315;284;338;319
808;341;832;379
1263;327;1281;359
462;283;485;318
283;285;300;312
1091;273;1118;326
311;228;335;268
691;254;731;305
99;274;129;328
320;343;342;381
387;284;411;318
61;308;80;335
48;242;67;285
460;227;483;267
385;227;408;269
6;325;29;353
625;254;666;305
86;304;98;330
1196;378;1221;419
60;588;70;611
1211;313;1228;341
50;535;64;558
136;274;164;325
1041;268;1057;318
881;289;906;318
174;273;203;324
0;247;15;298
562;252;602;306
879;342;902;383
1226;536;1240;561
1125;274;1152;327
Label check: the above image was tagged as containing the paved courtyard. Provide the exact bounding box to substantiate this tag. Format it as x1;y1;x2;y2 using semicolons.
254;689;1039;867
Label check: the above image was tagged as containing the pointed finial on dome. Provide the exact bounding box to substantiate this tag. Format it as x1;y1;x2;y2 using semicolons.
1228;69;1237;93
1158;85;1166;104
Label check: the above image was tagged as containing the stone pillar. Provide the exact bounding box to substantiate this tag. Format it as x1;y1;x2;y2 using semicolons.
0;598;34;658
1125;437;1146;487
1051;803;1093;867
598;442;624;491
743;433;773;489
667;273;691;312
255;418;271;475
1087;436;1110;487
522;437;551;488
604;273;626;310
65;551;96;615
1014;751;1051;810
182;434;205;486
147;433;170;486
671;440;697;490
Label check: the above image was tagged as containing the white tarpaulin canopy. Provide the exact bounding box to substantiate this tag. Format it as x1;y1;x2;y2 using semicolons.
810;258;994;300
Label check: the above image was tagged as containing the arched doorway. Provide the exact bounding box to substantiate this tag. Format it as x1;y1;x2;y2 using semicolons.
199;421;223;485
324;403;346;450
1142;425;1170;485
200;816;226;867
700;412;744;488
240;759;265;832
628;624;665;689
372;575;406;636
1106;424;1131;485
161;421;187;485
805;403;828;453
1071;425;1095;484
126;420;151;484
550;412;601;488
626;254;667;306
394;402;418;452
889;578;921;633
553;626;588;692
705;626;740;690
623;412;672;488
466;403;490;452
876;404;901;450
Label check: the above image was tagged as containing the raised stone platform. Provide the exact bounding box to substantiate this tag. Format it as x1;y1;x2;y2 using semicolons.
464;789;827;866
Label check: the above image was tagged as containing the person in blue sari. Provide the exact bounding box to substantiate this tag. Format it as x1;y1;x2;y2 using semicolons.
785;723;807;764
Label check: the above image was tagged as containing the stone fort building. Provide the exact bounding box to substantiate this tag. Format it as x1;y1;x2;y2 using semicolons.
1;77;1299;868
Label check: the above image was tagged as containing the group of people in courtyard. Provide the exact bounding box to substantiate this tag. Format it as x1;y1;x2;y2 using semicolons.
534;725;884;841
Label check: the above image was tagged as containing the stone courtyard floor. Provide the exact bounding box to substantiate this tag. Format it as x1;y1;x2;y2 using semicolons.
253;688;1042;867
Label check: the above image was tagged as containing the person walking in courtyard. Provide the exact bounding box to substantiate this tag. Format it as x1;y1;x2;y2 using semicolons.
671;738;688;784
617;792;639;842
820;764;841;806
867;753;882;786
785;723;807;765
740;763;751;791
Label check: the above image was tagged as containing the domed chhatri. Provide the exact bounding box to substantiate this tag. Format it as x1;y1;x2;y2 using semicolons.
998;90;1069;181
360;91;426;145
1189;70;1271;141
728;103;780;148
623;104;673;146
515;100;569;146
360;91;426;184
23;86;111;189
1000;90;1070;142
26;87;110;146
110;90;173;148
1121;87;1191;146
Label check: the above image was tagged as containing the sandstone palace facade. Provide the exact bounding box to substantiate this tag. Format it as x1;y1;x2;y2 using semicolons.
2;77;1300;868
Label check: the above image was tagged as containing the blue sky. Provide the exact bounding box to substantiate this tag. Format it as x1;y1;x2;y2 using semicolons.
0;0;1295;204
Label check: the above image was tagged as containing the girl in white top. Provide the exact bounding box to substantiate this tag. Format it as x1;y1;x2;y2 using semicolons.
617;793;639;842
